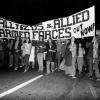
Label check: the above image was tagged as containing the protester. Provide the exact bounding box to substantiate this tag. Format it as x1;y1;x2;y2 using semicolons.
35;40;39;69
37;36;46;73
93;37;100;80
59;39;73;76
29;40;36;69
69;37;77;78
20;38;26;68
77;43;85;75
55;39;62;71
1;32;100;82
61;40;67;59
45;38;56;75
22;38;32;73
14;37;22;70
9;39;14;67
86;40;94;79
2;39;9;66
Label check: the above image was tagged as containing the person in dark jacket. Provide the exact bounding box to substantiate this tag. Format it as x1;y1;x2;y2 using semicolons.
55;39;62;71
86;41;93;78
9;39;15;67
64;40;72;67
2;39;9;66
61;41;67;58
45;38;56;75
36;36;46;73
14;37;22;70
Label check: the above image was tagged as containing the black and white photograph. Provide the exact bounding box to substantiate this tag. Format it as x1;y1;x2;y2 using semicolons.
0;0;100;100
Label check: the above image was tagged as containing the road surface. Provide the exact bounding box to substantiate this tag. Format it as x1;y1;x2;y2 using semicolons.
0;67;100;100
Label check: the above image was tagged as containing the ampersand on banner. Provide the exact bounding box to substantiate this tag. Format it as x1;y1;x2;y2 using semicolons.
47;24;53;28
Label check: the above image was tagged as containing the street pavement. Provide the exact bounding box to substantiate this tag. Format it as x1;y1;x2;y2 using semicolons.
0;67;100;100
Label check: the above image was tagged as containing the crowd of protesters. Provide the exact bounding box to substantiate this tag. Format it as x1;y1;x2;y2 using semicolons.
0;35;100;81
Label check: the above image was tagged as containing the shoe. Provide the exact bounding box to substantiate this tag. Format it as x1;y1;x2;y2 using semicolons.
70;75;76;78
24;69;27;73
9;64;13;67
69;75;72;77
32;66;34;69
14;67;18;70
58;69;60;72
51;70;54;73
45;73;50;75
96;78;100;81
72;76;76;79
40;70;43;73
65;74;69;76
20;65;23;68
88;76;93;79
38;70;40;72
55;68;58;71
65;72;69;75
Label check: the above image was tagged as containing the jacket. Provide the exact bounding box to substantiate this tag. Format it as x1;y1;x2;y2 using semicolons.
36;41;46;53
45;42;56;62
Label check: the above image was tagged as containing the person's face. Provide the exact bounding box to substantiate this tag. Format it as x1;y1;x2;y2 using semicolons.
11;40;13;44
66;39;70;44
71;36;75;42
58;39;60;44
66;40;68;44
16;37;19;42
40;36;43;41
0;39;3;43
55;41;57;44
94;37;97;43
95;39;98;44
79;43;81;47
49;39;51;43
26;38;29;43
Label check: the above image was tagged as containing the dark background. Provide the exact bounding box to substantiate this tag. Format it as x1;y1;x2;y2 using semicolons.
0;0;98;29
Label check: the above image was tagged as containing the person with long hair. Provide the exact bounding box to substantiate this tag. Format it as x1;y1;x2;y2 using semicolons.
68;37;77;78
45;38;56;75
59;39;73;77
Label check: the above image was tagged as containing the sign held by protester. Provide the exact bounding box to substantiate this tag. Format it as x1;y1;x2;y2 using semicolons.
0;6;95;40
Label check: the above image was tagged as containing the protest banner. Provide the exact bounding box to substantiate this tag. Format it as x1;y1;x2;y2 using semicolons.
0;18;33;39
32;6;95;40
0;6;95;40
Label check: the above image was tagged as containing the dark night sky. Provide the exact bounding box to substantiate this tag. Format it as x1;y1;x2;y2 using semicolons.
0;0;98;29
